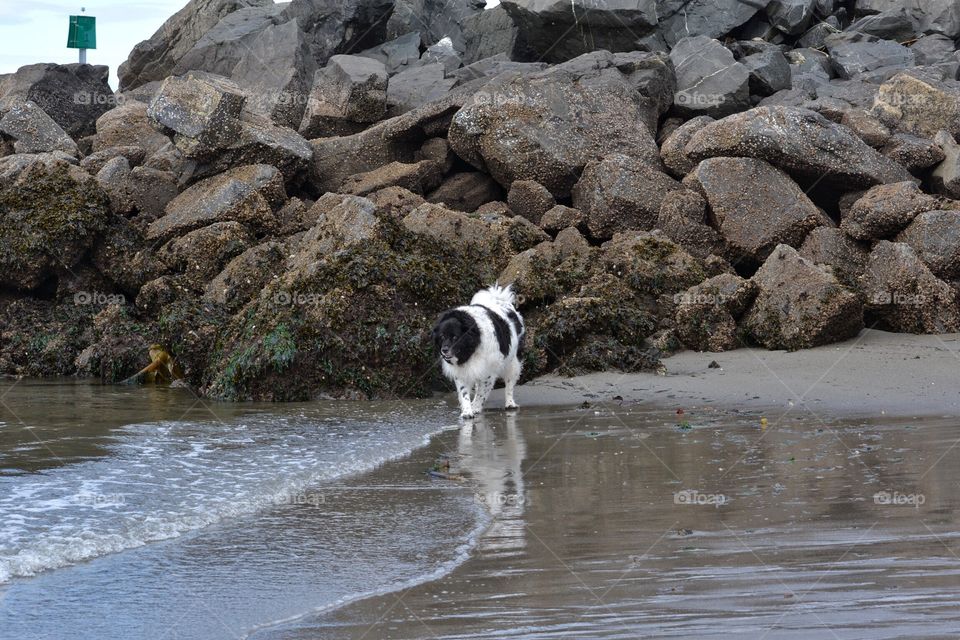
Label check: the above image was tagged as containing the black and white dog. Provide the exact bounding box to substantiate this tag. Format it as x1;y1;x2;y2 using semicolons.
432;284;524;419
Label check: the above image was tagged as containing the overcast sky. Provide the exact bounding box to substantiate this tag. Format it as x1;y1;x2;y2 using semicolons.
0;0;188;88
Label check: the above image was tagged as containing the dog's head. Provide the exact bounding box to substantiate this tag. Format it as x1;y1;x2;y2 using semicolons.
432;310;480;365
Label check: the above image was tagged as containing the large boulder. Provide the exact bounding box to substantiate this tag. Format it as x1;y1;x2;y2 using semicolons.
670;36;750;118
572;153;683;240
386;63;457;116
282;0;396;63
299;55;388;138
172;4;285;77
0;63;113;137
798;226;869;288
0;101;78;155
427;172;502;212
931;131;960;199
386;0;485;52
159;221;255;286
657;0;763;46
766;0;817;35
659;115;714;178
882;133;946;173
688;157;830;266
96;160;179;223
743;244;863;350
196;111;313;181
895;210;960;280
861;240;960;333
685;106;914;189
655;189;726;260
825;34;915;80
339;160;444;196
840;181;940;241
92;102;171;155
448;52;670;197
499;0;657;62
308;119;420;194
91;216;168;297
0;162;110;291
871;71;960;140
147;71;246;158
146;164;285;242
599;232;706;296
461;6;529;65
230;19;317;129
358;32;422;74
507;179;555;225
854;0;960;39
204;239;287;310
119;0;273;90
674;273;757;352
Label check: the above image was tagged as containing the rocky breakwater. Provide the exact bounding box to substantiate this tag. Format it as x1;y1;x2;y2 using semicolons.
0;0;959;399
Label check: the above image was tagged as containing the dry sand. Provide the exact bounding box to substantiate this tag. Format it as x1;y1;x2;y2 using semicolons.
513;329;960;417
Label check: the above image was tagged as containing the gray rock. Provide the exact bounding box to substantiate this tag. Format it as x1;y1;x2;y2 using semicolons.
119;0;273;90
172;4;285;77
658;0;764;47
386;0;485;52
461;5;528;65
825;34;915;80
231;19;317;129
540;205;586;234
798;226;869;288
797;19;842;49
159;220;255;286
0;101;78;155
909;34;957;66
659;115;714;178
743;244;863;350
339;160;444;196
688;157;829;266
387;63;457;116
896;210;960;279
872;71;960;139
427;172;502;212
840;181;940;241
421;39;463;75
655;189;726;260
861;240;960;333
97;160;179;222
674;273;757;351
882;133;946;172
740;47;792;97
147;71;246;159
146;164;286;242
299;55;388;138
573;153;683;240
766;0;817;35
854;0;960;39
81;146;147;174
684;106;914;190
204;240;287;310
931;131;960;199
93;102;171;156
282;0;396;64
0;63;113;138
839;110;891;148
499;0;657;62
448;52;668;197
507;179;555;225
670;36;751;118
359;32;422;74
846;8;918;40
452;54;548;85
195;111;313;182
0;152;81;187
307;119;419;195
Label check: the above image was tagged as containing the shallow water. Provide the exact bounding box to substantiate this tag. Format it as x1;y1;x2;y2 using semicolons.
2;381;960;639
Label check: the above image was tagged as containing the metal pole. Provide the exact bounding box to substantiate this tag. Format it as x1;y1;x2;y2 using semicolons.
79;48;86;64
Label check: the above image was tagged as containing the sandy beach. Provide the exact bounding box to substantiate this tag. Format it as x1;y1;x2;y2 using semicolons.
516;329;960;417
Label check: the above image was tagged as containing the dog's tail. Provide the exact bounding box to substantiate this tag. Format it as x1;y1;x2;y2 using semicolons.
471;283;516;309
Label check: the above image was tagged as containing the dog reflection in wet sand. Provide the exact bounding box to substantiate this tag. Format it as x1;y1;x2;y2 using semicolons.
432;284;525;420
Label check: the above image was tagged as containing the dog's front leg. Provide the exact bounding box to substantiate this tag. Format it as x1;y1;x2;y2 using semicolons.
471;377;495;415
456;379;474;419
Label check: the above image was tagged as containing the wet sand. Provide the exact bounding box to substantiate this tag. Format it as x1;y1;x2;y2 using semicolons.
517;329;960;417
257;402;960;639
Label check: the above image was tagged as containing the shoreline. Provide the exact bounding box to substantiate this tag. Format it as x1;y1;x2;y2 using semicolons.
515;328;960;418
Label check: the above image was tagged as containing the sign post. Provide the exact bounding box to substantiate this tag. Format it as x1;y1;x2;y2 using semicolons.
67;12;96;64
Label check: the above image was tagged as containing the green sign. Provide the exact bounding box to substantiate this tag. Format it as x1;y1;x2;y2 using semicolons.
67;15;96;49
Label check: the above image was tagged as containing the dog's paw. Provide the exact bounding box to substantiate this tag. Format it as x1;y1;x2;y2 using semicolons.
460;411;475;420
505;402;519;411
